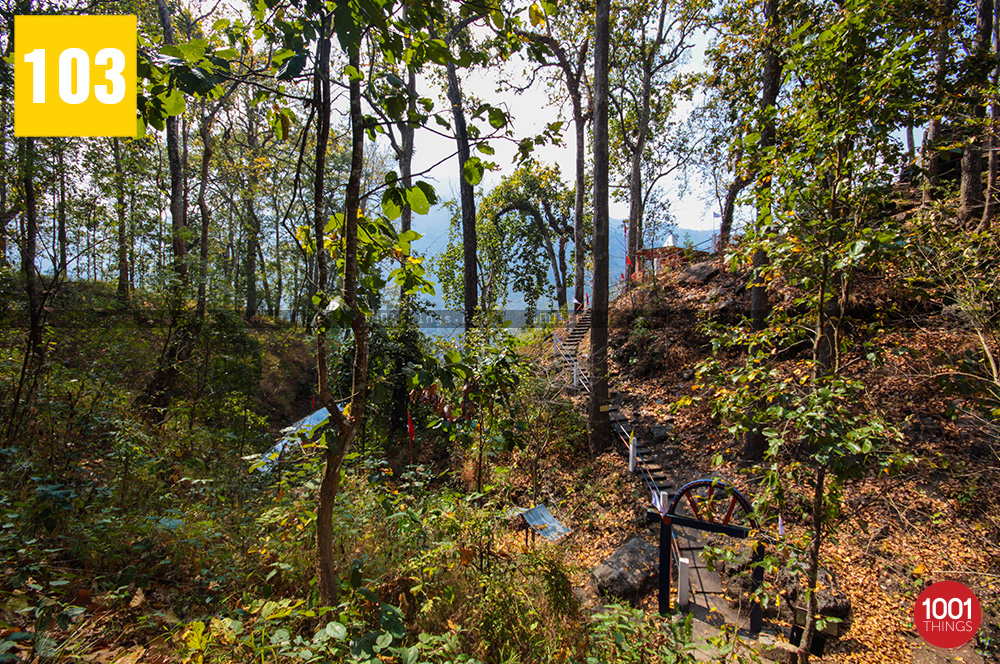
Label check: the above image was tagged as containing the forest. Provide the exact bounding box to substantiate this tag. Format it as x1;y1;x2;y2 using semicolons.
1;0;999;661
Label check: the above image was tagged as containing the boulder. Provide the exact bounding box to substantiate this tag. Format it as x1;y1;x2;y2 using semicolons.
591;536;659;604
678;261;719;285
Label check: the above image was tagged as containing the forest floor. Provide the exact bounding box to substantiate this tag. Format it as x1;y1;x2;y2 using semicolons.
522;252;1000;662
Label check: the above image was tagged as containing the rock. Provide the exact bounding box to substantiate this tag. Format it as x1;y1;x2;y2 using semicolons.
782;568;852;623
590;536;659;604
678;261;719;285
758;635;799;664
648;424;673;445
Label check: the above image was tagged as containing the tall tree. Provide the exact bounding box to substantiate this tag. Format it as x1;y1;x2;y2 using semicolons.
744;0;782;462
112;138;129;301
982;0;1000;230
960;0;994;224
590;0;612;455
610;0;699;282
515;9;592;313
922;0;956;203
444;25;479;331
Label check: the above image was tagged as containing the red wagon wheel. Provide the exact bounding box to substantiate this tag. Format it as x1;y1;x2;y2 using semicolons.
666;478;759;532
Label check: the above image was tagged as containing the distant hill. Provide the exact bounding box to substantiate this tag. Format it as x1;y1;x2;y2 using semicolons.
407;203;718;314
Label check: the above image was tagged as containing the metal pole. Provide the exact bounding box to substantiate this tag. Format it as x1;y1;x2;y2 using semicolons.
629;435;637;473
750;541;764;634
659;515;672;615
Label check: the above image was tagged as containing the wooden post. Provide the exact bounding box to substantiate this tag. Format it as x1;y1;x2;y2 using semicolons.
678;556;690;608
659;515;672;615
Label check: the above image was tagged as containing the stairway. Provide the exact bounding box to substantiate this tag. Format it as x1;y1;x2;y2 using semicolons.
608;404;676;498
553;310;676;499
562;309;592;354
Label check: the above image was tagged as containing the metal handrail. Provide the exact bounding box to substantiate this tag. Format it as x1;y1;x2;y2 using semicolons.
553;330;591;393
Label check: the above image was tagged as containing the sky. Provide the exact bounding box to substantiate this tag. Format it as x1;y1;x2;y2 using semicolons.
385;23;724;263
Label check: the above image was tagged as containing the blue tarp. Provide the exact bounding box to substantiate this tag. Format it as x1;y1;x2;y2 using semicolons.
511;504;572;541
248;407;331;472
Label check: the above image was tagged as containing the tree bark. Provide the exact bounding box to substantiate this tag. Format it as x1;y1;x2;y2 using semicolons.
743;0;781;463
57;144;68;278
923;0;955;204
316;38;370;607
112;138;129;301
444;58;478;331
719;173;750;250
589;0;611;456
981;0;1000;231
196;106;214;319
797;464;826;664
138;0;198;423
960;0;993;225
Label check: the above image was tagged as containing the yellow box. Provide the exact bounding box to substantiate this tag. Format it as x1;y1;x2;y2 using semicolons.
15;15;137;137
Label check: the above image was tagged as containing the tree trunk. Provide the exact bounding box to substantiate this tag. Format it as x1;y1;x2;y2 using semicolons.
497;202;565;310
316;40;370;607
57;145;68;278
625;39;658;284
573;96;587;312
138;0;198;423
960;0;993;225
443;37;477;330
311;19;337;606
155;0;187;292
982;2;1000;231
4;137;46;444
743;0;781;463
22;138;42;360
112;139;129;301
589;0;611;457
244;105;260;320
0;89;7;264
923;0;955;204
196;106;214;319
719;174;749;250
797;464;826;664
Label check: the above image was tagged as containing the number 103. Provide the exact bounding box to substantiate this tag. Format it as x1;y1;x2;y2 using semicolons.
23;48;127;105
921;597;973;620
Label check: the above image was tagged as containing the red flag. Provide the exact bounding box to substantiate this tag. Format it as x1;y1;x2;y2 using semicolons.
626;254;633;267
407;410;415;441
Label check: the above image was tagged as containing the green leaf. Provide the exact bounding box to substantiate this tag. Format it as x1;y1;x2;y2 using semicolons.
382;190;402;221
415;181;438;206
277;52;307;81
160;90;186;117
488;106;506;129
425;39;450;65
405;186;430;215
462;157;485;185
344;65;363;82
325;621;347;640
